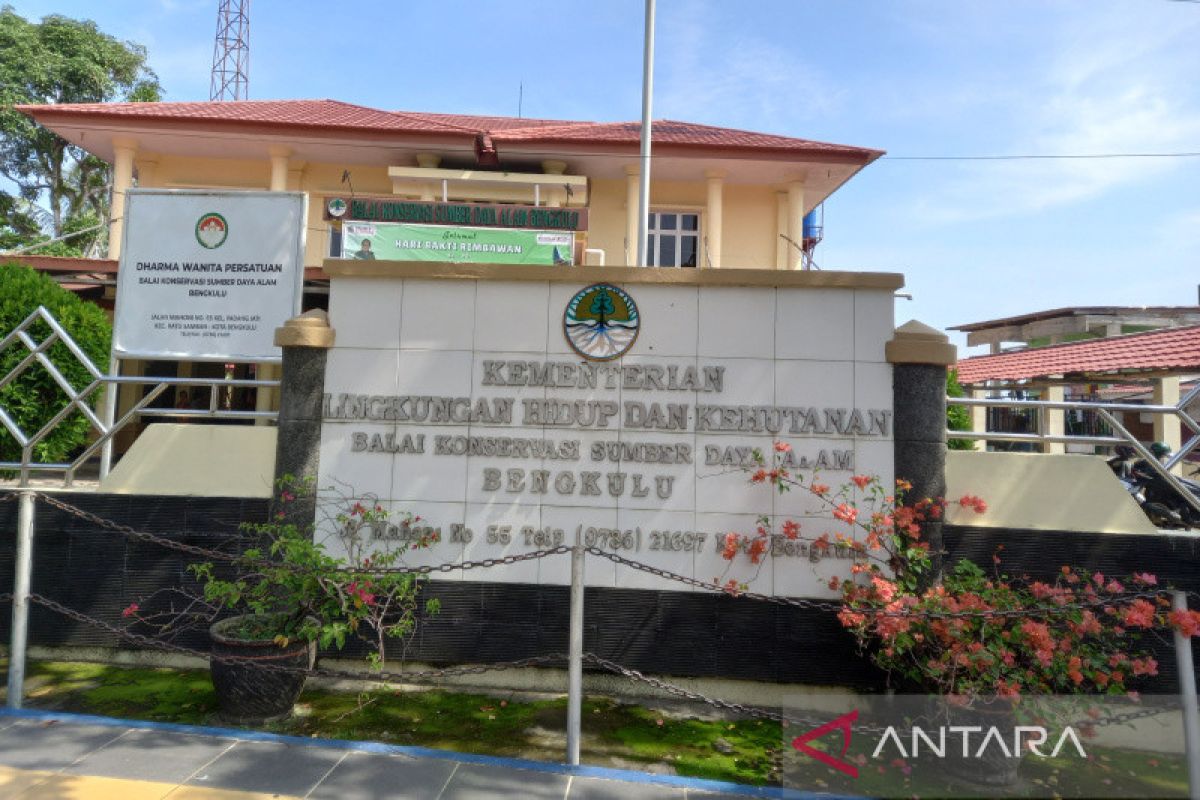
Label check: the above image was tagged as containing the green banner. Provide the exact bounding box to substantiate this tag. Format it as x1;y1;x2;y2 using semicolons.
341;222;574;265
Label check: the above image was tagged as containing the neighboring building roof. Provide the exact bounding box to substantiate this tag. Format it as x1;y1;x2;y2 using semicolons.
1;254;118;274
956;324;1200;384
951;306;1200;333
16;99;883;161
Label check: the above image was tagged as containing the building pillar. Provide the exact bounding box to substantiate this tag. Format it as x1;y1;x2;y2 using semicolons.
108;138;138;259
705;170;724;269
259;146;293;424
624;166;640;265
1154;376;1183;474
775;191;788;269
271;310;335;527
416;153;441;202
970;388;989;451
542;160;567;208
887;320;957;581
1043;384;1065;454
268;146;291;192
786;180;805;270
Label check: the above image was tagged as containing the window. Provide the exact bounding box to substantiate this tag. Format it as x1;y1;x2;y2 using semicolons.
646;212;699;268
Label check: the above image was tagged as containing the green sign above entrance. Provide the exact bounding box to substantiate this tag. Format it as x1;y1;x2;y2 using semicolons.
328;197;587;232
342;222;574;265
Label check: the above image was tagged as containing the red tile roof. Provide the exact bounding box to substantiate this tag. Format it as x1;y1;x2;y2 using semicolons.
491;119;883;158
956;325;1200;384
17;99;473;135
17;100;882;159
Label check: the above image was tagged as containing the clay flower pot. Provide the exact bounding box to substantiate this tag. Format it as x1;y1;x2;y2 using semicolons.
208;613;317;724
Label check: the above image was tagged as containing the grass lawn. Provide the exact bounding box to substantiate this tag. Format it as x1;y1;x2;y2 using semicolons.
1;658;782;786
1;658;1189;796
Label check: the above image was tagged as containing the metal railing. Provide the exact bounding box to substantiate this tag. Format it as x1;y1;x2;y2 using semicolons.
948;385;1200;516
1;306;279;487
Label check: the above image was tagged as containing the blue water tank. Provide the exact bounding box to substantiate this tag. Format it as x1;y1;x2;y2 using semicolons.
802;210;821;241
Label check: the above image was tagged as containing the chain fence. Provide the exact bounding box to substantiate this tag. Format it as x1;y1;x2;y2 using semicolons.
2;489;1198;737
0;591;1174;736
5;490;1192;622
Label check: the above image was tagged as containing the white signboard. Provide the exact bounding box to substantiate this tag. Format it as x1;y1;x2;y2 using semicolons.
317;276;895;598
114;190;306;360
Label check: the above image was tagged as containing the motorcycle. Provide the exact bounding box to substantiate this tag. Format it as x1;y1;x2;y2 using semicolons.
1108;446;1200;530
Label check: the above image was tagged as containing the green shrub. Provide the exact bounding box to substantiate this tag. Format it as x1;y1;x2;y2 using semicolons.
0;261;111;467
947;368;974;450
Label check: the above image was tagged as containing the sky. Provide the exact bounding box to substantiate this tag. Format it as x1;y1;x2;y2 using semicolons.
10;0;1200;352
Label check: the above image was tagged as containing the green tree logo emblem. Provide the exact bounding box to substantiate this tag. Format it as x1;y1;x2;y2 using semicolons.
563;283;639;361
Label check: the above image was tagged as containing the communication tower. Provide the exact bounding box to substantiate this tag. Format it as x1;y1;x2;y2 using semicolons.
209;0;250;101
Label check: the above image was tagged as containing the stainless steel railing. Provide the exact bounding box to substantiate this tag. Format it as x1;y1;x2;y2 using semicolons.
1;306;279;488
948;387;1200;515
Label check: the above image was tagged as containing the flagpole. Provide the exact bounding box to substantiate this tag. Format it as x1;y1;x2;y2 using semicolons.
636;0;655;267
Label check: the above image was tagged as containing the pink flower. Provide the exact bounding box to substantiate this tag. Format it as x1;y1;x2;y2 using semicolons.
851;475;872;490
122;603;139;618
833;503;858;525
773;441;791;453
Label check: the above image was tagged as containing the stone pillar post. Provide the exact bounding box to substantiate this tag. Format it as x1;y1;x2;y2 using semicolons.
624;166;640;265
705;170;724;269
886;320;956;579
108;137;138;259
786;181;805;270
1154;376;1183;474
271;310;335;527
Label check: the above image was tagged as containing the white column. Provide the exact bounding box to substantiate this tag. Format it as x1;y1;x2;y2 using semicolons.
705;170;724;269
1043;384;1065;454
970;388;989;451
260;147;293;423
108;138;138;259
416;153;441;201
268;146;291;192
786;180;805;270
625;166;640;265
542;160;567;208
775;191;788;269
1154;376;1183;474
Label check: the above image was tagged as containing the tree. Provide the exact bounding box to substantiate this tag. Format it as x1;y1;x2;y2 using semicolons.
0;261;112;468
947;368;974;450
0;6;161;250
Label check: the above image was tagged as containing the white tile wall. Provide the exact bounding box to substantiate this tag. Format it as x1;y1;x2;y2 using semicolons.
400;280;476;351
317;276;898;598
775;288;855;361
328;278;403;349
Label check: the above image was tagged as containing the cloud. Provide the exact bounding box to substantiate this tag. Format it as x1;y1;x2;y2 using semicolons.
908;3;1200;223
654;8;841;131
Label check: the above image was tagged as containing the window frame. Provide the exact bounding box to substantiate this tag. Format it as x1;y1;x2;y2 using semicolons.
645;209;703;268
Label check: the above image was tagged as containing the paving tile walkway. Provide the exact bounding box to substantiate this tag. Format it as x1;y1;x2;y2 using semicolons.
0;710;826;799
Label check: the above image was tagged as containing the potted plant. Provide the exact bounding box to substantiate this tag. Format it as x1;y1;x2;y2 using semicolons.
127;477;441;723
